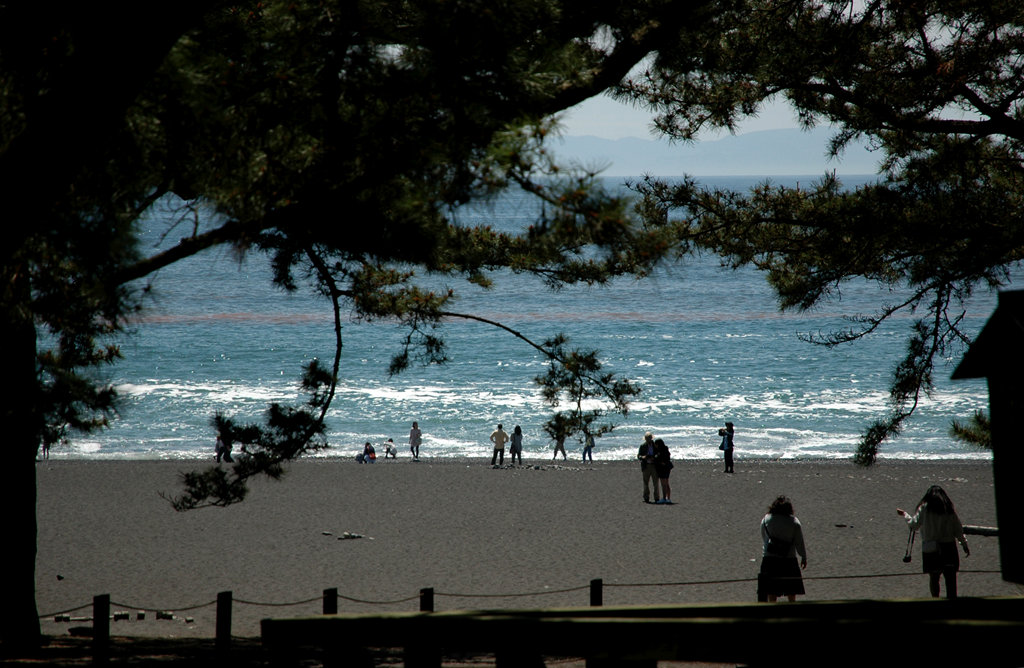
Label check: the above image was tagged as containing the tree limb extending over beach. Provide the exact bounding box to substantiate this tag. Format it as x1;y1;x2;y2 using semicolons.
624;0;1024;463
2;0;697;643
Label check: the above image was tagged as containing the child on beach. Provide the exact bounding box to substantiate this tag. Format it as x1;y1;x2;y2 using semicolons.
409;421;422;460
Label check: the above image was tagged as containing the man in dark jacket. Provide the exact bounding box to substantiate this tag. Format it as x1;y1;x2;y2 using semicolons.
637;432;659;503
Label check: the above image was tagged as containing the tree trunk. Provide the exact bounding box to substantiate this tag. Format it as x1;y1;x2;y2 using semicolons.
1;270;42;648
0;5;218;650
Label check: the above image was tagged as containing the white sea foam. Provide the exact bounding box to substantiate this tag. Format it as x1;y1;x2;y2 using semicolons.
45;180;1015;462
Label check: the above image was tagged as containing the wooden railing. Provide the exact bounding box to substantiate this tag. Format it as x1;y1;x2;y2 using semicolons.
261;597;1024;667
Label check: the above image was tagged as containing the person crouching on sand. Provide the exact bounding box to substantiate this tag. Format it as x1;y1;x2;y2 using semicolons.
357;441;376;463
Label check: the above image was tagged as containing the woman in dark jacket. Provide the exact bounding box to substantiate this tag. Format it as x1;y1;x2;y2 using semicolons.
653;438;673;504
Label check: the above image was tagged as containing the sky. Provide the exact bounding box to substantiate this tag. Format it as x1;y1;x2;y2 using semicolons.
558;92;800;140
548;91;885;175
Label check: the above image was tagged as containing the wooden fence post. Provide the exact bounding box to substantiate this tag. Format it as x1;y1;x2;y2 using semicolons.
323;587;338;614
407;588;440;668
590;578;603;607
216;590;232;651
93;594;110;661
419;587;434;612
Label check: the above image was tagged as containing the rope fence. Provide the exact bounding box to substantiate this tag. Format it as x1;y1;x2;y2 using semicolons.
38;567;1013;661
41;567;1005;623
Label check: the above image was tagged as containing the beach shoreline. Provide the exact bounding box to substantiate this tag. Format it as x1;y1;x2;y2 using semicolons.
36;457;1017;640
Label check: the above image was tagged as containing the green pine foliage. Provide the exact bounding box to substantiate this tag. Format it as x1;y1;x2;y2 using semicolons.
950;410;992;449
625;0;1024;464
0;0;685;642
3;0;685;641
7;0;1023;644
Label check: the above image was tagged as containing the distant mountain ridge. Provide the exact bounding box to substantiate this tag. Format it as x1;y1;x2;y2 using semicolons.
550;127;880;176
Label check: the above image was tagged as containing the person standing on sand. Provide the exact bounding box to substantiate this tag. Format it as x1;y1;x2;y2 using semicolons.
582;432;595;462
654;438;673;504
552;434;567;460
637;432;660;504
490;423;509;466
898;485;970;599
509;425;524;465
215;432;233;463
409;421;422;460
758;495;807;602
719;422;734;473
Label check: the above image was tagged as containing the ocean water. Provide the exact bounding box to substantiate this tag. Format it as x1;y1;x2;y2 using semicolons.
55;176;1007;462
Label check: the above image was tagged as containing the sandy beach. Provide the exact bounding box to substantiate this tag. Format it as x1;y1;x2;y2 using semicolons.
35;457;1018;640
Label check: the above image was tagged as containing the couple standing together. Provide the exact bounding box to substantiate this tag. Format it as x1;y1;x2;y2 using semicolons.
637;432;674;504
489;424;523;466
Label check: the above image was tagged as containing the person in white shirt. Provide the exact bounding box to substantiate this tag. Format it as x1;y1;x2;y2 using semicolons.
898;485;970;598
759;495;807;602
490;424;509;466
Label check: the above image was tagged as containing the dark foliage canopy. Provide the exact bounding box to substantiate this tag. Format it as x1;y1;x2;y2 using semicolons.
5;0;692;508
6;0;1024;647
2;0;704;642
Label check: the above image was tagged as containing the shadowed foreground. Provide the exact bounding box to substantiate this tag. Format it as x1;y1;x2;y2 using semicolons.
1;635;727;667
